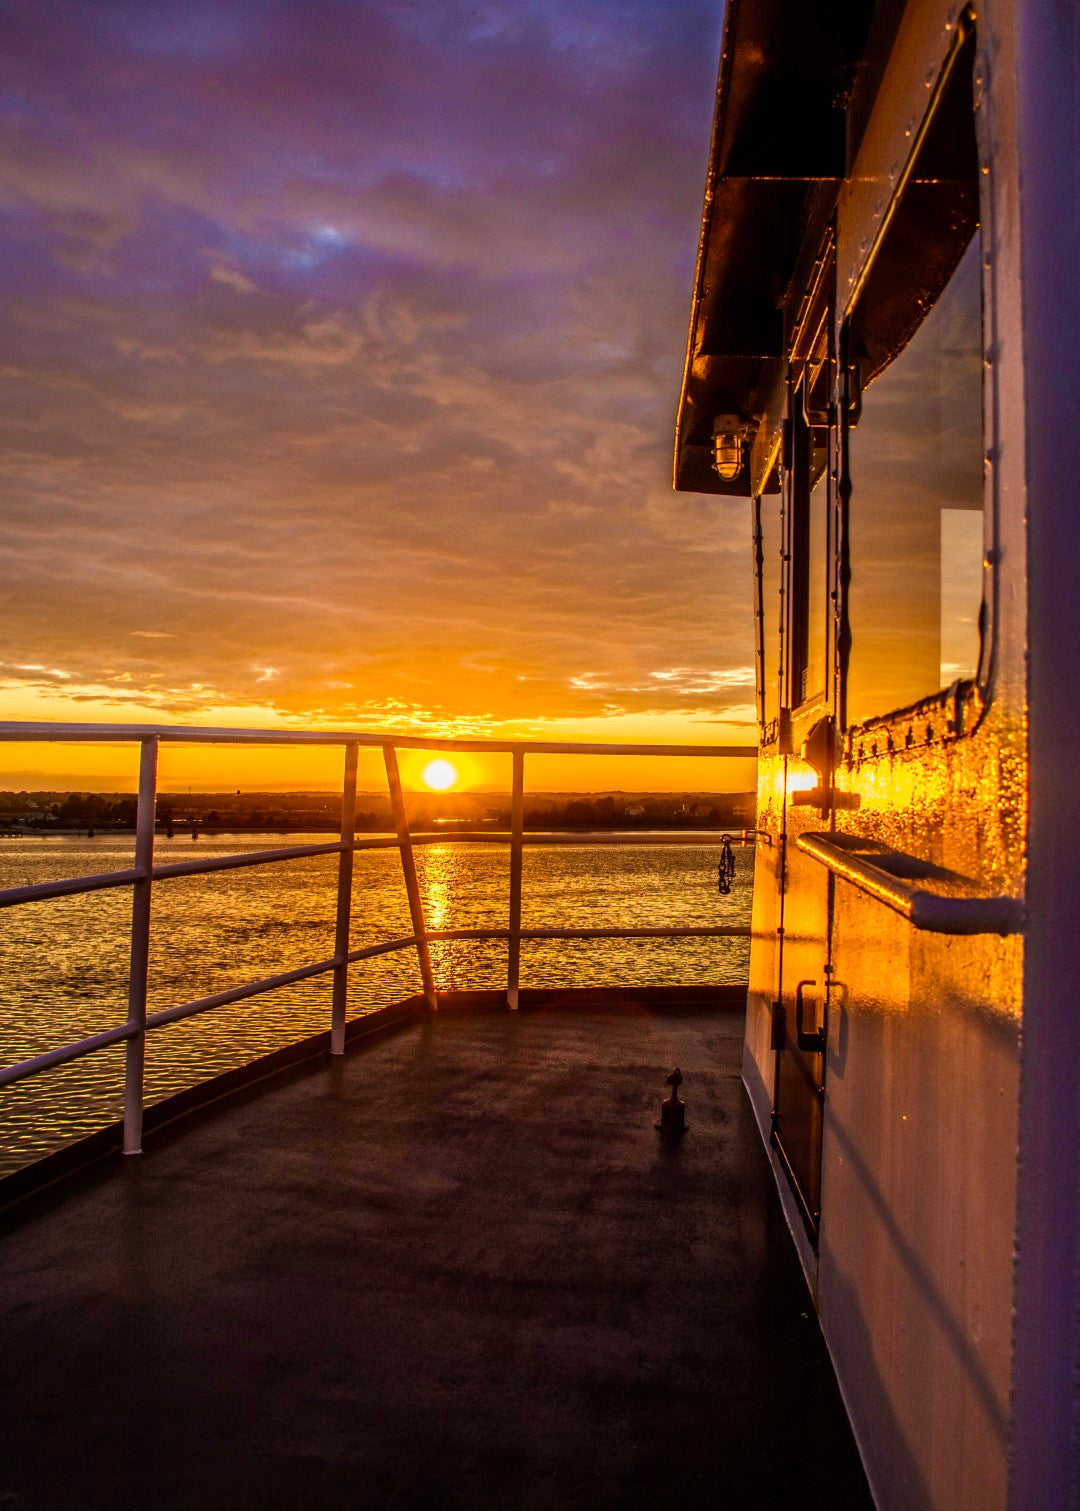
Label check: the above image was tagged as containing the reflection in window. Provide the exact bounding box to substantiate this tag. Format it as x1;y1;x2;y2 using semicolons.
940;508;983;682
846;236;983;726
804;461;828;701
759;496;782;734
790;361;831;709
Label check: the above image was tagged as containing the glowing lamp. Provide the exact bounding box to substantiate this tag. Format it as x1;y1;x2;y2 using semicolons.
711;415;747;481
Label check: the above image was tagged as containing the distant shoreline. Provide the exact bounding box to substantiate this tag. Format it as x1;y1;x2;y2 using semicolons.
2;788;757;838
2;824;756;839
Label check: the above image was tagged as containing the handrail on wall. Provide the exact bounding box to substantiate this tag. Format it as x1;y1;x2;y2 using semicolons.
795;832;1024;936
0;721;757;1155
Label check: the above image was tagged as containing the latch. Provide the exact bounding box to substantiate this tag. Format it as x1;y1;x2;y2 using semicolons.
791;787;861;810
801;715;835;782
791;715;860;812
794;979;826;1053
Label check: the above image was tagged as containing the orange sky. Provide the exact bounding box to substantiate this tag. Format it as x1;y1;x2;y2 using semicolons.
0;721;756;796
1;0;755;793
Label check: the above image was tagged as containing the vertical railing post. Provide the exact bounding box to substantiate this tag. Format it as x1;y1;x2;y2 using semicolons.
383;745;438;1009
123;735;158;1155
331;742;359;1055
506;748;524;1009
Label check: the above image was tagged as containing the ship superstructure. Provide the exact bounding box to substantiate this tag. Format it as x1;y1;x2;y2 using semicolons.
674;0;1078;1505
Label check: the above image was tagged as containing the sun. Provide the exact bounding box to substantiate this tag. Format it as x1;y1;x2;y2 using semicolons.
422;758;458;792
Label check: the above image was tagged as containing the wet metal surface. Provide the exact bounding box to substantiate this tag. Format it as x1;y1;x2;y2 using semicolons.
0;1006;872;1509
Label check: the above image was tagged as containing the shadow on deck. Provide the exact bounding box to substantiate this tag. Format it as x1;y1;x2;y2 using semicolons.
0;989;873;1510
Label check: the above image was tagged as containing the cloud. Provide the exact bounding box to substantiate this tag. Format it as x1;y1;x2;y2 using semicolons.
208;260;258;295
0;0;751;746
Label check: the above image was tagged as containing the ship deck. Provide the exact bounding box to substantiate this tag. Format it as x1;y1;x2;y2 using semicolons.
0;993;872;1509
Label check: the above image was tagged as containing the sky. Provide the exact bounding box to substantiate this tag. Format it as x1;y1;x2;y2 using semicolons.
0;0;755;791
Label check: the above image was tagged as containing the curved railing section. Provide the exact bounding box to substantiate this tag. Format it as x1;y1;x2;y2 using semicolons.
0;721;756;1154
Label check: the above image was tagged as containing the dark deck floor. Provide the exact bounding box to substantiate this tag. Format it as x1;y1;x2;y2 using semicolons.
0;1003;873;1510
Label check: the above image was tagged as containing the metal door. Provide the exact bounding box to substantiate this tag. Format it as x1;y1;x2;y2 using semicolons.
772;755;831;1237
770;347;837;1241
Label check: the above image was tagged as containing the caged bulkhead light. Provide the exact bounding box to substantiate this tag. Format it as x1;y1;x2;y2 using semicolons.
711;415;748;481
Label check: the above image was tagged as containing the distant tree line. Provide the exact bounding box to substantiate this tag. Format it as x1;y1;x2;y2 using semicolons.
0;793;138;830
481;795;755;830
0;789;756;834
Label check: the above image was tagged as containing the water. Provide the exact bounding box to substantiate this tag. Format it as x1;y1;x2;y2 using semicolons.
0;833;751;1175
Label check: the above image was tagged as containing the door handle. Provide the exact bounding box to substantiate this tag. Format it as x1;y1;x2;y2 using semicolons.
794;979;826;1052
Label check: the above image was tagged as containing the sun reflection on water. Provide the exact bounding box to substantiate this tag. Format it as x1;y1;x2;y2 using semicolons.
0;834;751;1174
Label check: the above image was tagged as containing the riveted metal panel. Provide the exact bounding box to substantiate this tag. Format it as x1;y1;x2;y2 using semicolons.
820;704;1023;1509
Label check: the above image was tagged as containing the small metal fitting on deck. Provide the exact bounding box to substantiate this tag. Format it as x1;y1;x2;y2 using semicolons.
656;1067;688;1134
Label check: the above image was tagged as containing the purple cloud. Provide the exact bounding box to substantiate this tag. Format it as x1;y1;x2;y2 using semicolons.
0;0;753;738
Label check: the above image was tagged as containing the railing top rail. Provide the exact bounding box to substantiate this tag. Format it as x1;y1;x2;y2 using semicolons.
0;720;756;758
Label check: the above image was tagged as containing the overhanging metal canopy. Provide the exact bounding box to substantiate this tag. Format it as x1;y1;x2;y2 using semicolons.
674;0;877;496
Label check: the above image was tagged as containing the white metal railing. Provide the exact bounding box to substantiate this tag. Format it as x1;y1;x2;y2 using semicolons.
0;721;756;1155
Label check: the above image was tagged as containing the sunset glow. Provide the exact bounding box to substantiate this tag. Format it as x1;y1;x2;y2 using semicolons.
0;0;754;793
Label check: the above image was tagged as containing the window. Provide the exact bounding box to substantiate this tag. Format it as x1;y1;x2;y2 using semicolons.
843;28;983;728
788;327;833;711
756;493;783;738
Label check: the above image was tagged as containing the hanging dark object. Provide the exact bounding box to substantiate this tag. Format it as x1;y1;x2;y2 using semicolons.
717;836;736;895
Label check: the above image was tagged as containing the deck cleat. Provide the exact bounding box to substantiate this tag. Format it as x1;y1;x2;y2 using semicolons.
656;1066;688;1134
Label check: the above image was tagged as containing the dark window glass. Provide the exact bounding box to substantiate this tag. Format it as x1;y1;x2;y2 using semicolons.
843;30;982;728
804;453;829;701
758;495;783;735
789;358;831;709
846;236;983;725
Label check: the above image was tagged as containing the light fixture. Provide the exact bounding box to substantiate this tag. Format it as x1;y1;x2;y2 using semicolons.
711;415;748;481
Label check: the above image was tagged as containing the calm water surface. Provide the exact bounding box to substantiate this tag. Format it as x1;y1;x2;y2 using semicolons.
0;833;751;1173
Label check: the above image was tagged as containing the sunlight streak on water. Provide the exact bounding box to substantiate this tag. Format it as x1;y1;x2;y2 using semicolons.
0;834;751;1174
